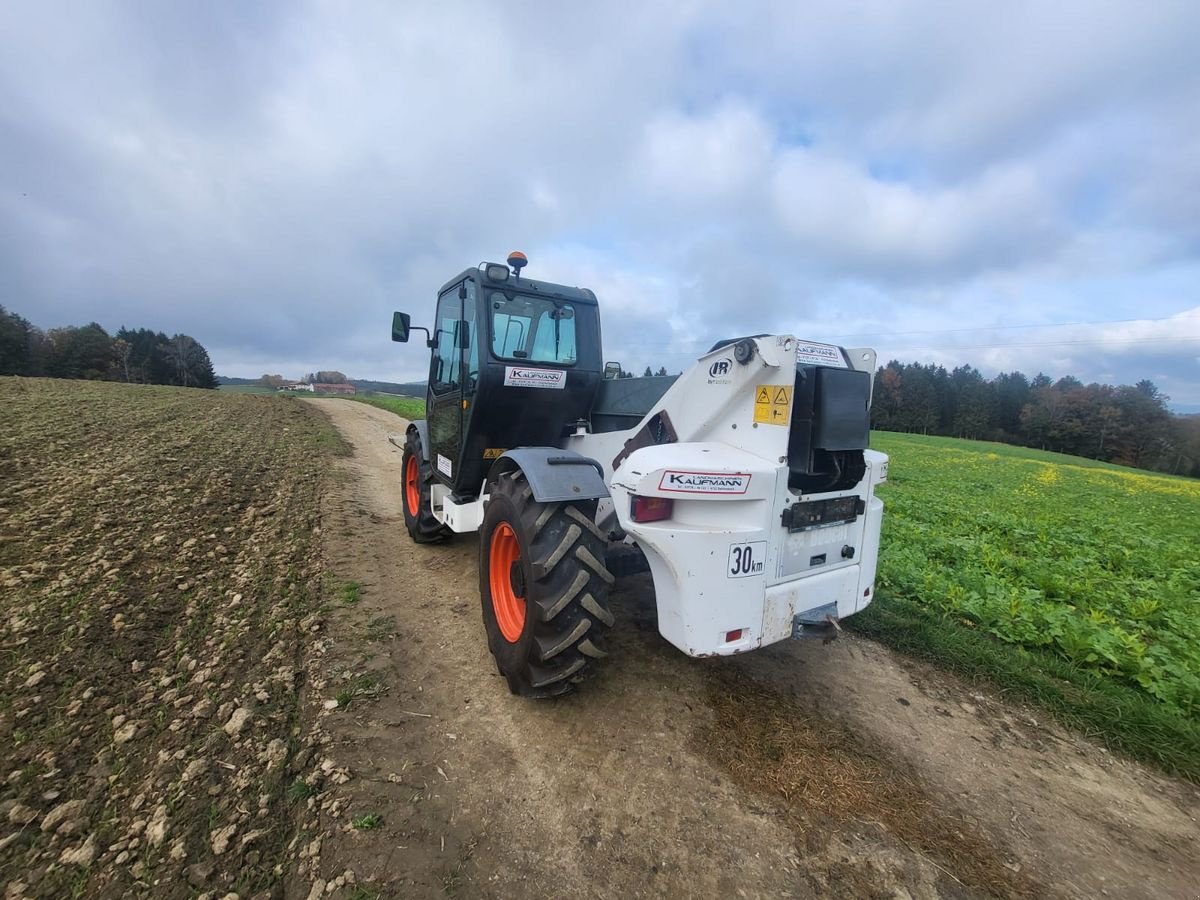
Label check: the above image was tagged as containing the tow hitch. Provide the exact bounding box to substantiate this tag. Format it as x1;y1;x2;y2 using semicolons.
792;602;842;643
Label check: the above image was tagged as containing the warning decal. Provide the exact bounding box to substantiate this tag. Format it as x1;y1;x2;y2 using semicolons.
754;384;792;425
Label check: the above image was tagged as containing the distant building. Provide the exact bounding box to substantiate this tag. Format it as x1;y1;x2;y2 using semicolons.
279;383;314;392
312;383;356;395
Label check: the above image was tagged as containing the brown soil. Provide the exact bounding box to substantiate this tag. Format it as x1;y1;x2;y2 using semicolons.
0;379;341;899
297;398;1200;900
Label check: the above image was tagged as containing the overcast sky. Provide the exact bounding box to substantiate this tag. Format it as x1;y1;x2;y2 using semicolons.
3;2;1199;407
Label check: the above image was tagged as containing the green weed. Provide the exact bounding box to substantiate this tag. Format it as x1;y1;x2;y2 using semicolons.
286;779;316;803
334;673;385;709
351;813;382;830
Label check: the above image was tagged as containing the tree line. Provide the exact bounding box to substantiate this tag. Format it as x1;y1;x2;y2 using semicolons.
871;360;1200;477
0;305;217;389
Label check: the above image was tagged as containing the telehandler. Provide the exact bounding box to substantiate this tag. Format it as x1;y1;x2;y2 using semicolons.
390;252;887;697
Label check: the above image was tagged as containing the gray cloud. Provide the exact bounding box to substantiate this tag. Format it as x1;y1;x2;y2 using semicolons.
2;1;1198;401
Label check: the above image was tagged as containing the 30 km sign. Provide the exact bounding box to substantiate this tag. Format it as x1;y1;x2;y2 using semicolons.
754;384;792;425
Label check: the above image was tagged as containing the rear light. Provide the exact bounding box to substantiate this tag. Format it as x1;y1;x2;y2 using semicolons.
725;629;744;643
630;495;673;523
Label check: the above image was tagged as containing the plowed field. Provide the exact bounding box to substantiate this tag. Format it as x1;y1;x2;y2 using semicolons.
0;379;340;897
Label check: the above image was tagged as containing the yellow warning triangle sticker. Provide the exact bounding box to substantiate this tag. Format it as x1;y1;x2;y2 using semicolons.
773;387;789;404
756;388;771;403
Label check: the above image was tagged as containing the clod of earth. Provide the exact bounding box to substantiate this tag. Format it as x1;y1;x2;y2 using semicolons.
7;804;38;826
223;707;253;737
40;799;87;833
145;804;169;847
211;823;237;855
182;758;209;782
58;834;98;867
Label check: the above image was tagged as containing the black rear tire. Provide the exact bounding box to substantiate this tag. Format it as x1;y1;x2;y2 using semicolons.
402;428;451;544
480;469;614;698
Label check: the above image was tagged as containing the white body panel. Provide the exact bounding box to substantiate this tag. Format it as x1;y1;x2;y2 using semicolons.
431;334;888;658
568;335;888;657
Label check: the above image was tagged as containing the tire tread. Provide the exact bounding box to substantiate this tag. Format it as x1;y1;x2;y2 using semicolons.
480;470;614;697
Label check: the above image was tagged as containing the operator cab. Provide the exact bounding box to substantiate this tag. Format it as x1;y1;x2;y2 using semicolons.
392;253;603;498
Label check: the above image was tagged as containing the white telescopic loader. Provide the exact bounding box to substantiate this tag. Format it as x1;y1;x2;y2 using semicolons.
391;252;887;697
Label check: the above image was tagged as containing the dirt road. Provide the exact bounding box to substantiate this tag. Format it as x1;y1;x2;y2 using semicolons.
294;399;1199;899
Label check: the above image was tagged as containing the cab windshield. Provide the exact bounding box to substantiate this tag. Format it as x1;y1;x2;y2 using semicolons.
490;293;577;364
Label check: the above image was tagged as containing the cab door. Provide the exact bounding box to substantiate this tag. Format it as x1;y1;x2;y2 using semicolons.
426;280;478;490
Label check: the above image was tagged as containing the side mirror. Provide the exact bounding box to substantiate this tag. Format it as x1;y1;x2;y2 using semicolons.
391;311;411;343
603;361;622;380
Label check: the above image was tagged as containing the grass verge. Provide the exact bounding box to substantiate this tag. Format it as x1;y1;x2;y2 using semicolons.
348;392;425;421
849;594;1200;782
697;665;1042;898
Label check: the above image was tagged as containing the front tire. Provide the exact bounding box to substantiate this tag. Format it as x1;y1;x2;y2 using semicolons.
480;469;614;698
401;428;450;544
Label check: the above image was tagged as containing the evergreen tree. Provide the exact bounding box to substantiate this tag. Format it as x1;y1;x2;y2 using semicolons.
950;365;993;439
992;371;1031;438
116;327;173;384
0;306;35;375
45;323;113;380
165;334;218;389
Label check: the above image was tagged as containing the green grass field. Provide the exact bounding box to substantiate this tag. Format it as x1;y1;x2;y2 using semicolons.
348;392;425;420
217;383;279;394
855;432;1200;779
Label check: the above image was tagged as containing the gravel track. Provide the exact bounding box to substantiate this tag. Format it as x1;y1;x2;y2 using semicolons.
297;398;1200;900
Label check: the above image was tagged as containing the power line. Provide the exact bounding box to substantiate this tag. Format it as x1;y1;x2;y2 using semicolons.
608;313;1199;353
610;334;1198;354
819;314;1194;342
885;337;1199;352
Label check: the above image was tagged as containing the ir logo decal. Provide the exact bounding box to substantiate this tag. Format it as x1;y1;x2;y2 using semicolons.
708;358;732;378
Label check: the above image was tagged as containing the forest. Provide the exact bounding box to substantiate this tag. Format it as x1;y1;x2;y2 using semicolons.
0;305;217;389
871;360;1200;477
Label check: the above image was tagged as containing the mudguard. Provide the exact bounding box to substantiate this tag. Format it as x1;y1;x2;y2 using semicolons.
487;448;610;504
407;420;431;462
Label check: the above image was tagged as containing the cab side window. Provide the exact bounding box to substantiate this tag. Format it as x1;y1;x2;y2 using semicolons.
431;281;480;394
431;286;462;394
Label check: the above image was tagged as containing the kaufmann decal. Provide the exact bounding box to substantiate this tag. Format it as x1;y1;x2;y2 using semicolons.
795;342;847;368
658;471;751;494
504;367;567;389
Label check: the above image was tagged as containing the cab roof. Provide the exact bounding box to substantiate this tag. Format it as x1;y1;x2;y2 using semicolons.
438;265;599;306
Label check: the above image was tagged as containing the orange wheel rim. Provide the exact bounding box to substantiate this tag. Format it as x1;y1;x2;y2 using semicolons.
404;455;420;516
489;522;525;642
